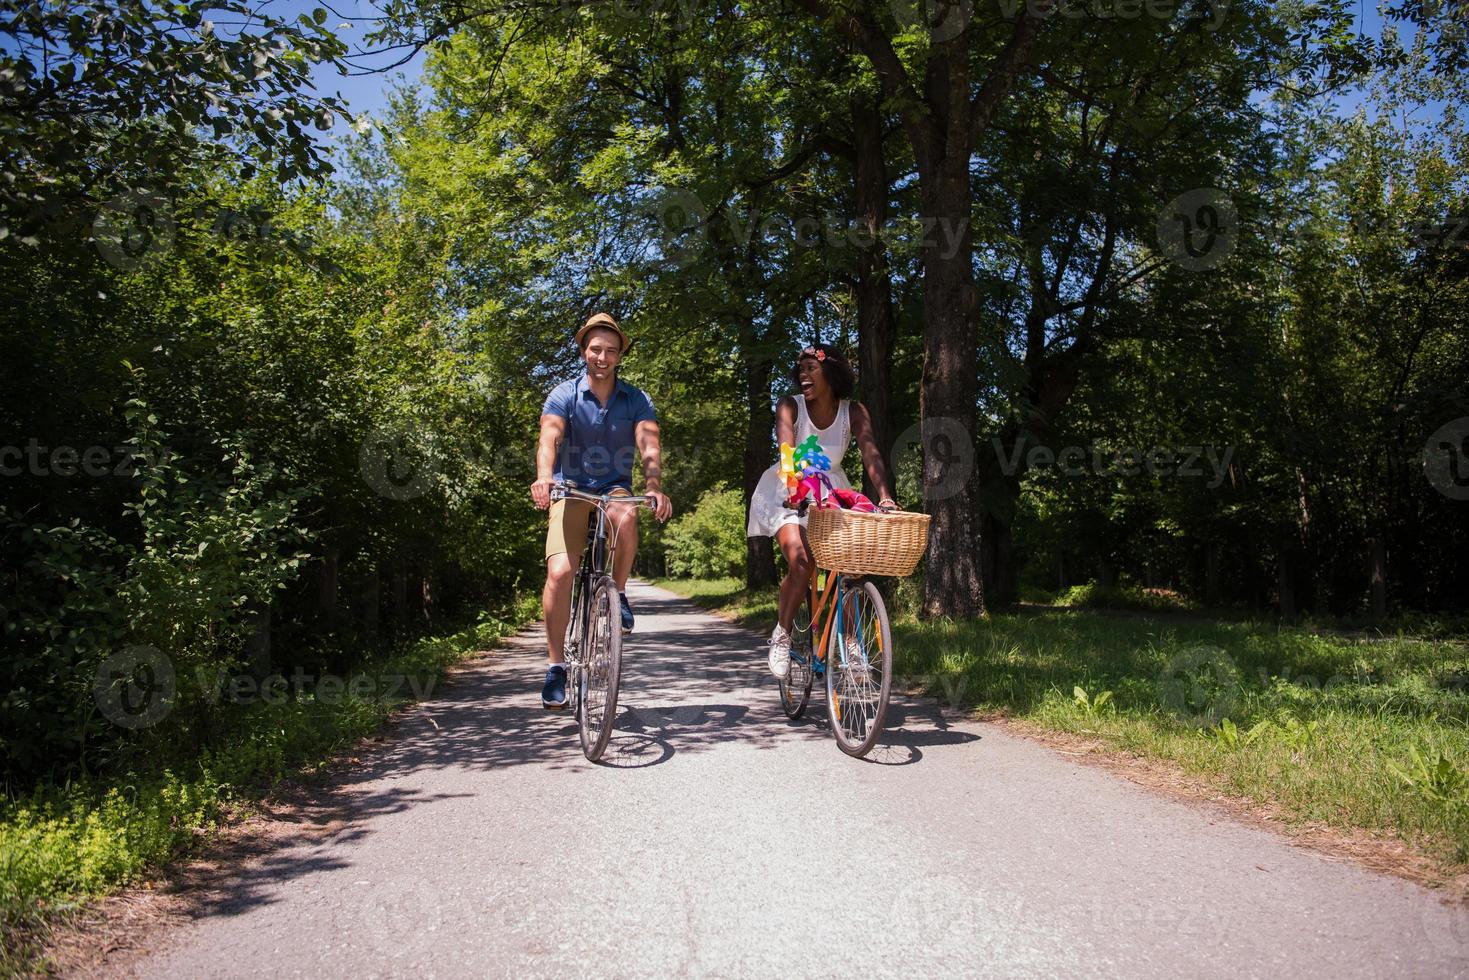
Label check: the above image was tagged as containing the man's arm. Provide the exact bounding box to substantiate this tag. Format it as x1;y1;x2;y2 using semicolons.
634;420;673;522
531;414;566;510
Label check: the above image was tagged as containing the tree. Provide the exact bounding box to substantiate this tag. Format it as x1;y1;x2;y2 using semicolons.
1;0;348;243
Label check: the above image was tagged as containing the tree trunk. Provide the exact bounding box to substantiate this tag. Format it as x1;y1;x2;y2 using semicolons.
744;355;778;589
244;602;272;676
850;89;897;489
1278;549;1295;618
979;509;1017;608
975;337;1084;613
1204;541;1221;606
360;566;381;640
318;550;338;612
318;549;339;622
1369;535;1387;620
392;563;408;635
796;0;1052;620
918;175;985;619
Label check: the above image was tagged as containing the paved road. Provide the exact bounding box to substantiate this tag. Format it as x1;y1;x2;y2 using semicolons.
119;582;1469;979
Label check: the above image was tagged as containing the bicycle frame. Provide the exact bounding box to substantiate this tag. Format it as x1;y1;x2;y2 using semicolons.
554;485;652;572
553;483;652;658
552;483;653;759
778;497;894;756
790;490;882;674
806;567;840;666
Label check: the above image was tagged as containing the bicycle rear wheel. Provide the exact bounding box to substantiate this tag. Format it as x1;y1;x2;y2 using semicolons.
824;578;892;758
779;597;813;719
578;575;623;761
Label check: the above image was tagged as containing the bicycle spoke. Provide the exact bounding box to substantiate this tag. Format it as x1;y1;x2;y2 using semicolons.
826;580;892;757
578;579;623;761
779;600;814;718
584;590;609;732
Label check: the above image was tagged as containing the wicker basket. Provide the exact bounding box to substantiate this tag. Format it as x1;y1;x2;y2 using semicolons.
806;507;931;577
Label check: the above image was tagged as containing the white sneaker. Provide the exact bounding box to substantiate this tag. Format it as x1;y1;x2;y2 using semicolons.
841;633;865;667
768;625;792;679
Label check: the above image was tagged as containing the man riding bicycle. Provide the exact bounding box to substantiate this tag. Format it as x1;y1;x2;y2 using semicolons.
530;313;673;710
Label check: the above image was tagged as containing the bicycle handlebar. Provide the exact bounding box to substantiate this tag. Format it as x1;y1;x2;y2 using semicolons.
550;483;656;508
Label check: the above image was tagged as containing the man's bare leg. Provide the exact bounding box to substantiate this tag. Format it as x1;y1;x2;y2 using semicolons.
543;552;579;663
607;500;639;591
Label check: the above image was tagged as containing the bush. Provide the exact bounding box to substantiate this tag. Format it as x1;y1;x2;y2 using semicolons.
1058;582;1197;613
663;488;745;579
0;397;308;786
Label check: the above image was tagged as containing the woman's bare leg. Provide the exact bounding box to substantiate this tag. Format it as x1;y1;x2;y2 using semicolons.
775;523;813;632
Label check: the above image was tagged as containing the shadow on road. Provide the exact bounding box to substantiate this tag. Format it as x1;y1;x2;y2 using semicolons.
330;587;983;782
131;584;981;930
133;780;473;929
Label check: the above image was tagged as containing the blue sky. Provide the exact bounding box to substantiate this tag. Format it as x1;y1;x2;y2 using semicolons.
0;0;1435;128
269;0;429;135
241;1;1452;144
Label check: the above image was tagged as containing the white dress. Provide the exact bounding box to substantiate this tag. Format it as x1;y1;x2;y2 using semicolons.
746;398;853;538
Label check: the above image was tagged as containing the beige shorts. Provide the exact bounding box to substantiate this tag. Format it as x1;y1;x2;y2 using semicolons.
545;488;632;564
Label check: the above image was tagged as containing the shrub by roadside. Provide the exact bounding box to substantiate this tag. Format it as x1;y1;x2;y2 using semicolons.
660;488;746;580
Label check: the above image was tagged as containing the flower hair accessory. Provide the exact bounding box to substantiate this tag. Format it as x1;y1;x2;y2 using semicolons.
800;346;827;362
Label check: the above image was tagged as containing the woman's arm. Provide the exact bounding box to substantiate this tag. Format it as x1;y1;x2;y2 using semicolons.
775;396;798;450
850;402;897;506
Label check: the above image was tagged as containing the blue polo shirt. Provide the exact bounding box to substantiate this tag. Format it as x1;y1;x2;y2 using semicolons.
542;374;657;492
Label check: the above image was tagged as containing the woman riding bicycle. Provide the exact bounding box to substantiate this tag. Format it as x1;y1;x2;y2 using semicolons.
746;343;898;679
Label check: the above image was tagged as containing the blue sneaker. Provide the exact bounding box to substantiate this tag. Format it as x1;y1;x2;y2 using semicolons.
619;593;634;634
541;664;568;710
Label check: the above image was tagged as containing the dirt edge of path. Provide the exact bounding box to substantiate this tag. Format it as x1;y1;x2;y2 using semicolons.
669;583;1469;905
32;633;540;980
981;712;1469;903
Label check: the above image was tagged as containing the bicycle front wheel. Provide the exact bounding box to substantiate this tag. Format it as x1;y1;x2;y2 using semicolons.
578;575;623;761
825;578;892;758
563;573;583;716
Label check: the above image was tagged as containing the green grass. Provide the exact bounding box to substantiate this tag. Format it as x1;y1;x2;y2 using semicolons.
655;576;1469;872
0;596;539;975
1050;582;1200;613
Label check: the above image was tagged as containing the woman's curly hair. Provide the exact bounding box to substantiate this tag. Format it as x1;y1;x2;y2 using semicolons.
790;343;855;400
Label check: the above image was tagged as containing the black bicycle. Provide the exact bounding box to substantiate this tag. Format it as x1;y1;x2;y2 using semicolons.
552;483;652;761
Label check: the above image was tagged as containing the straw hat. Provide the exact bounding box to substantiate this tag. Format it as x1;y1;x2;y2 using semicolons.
575;312;632;354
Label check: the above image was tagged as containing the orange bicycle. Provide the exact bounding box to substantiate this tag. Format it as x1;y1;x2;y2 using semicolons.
780;567;892;757
778;506;928;758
